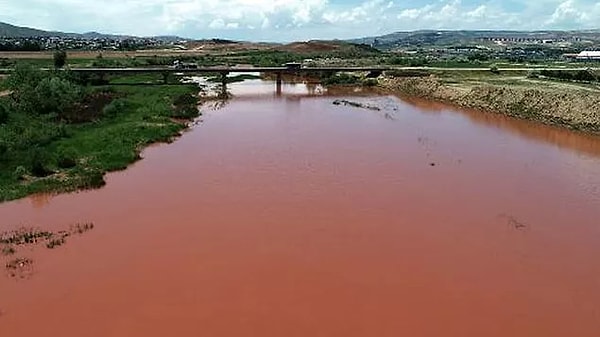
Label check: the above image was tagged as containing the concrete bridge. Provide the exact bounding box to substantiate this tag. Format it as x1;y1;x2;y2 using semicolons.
67;66;390;85
0;66;388;84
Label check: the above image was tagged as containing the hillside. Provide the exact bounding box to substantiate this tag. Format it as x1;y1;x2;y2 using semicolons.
350;30;600;50
275;40;380;55
0;22;71;38
0;21;182;41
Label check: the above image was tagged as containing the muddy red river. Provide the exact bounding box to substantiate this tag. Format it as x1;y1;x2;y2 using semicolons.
1;80;600;336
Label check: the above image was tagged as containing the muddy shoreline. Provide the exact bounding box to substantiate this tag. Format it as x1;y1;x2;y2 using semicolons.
380;76;600;134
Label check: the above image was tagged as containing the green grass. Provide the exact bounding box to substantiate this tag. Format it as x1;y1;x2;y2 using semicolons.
0;82;199;202
108;73;174;85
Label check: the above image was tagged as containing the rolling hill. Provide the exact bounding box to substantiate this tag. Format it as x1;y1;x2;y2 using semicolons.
0;21;182;41
350;30;600;50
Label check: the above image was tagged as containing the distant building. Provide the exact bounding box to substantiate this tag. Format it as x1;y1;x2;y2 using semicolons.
576;51;600;61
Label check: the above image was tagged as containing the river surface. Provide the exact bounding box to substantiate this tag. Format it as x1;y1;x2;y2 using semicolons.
1;79;600;336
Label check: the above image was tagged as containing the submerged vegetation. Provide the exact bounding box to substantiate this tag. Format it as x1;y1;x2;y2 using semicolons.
0;65;200;202
1;223;95;278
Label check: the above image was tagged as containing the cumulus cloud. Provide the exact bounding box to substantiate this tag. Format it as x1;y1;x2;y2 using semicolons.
545;0;598;28
0;0;599;41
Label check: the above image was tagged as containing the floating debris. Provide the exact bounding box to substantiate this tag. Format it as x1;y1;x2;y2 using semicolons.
1;245;16;256
0;228;53;246
499;214;528;231
333;99;381;111
1;223;96;279
5;258;34;279
508;217;527;230
72;222;95;235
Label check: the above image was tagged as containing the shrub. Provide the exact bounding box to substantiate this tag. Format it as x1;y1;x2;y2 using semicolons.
30;148;53;177
53;50;67;69
56;147;78;169
5;64;48;91
33;77;82;116
13;166;29;180
386;70;430;78
527;71;540;79
539;69;598;83
6;65;82;116
322;73;361;86
362;79;379;87
0;101;9;124
171;94;199;119
82;170;106;188
102;99;128;117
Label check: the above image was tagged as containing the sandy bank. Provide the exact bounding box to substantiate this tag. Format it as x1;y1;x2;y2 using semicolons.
381;76;600;134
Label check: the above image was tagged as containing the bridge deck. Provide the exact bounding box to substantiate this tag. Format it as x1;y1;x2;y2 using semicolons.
66;67;389;73
0;67;388;75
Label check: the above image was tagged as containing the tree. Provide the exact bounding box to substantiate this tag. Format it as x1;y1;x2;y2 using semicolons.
0;101;9;124
53;50;67;69
6;65;81;116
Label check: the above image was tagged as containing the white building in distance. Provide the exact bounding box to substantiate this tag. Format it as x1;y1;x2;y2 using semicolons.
577;51;600;60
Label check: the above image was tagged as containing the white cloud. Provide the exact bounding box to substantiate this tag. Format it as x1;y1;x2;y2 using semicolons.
395;0;518;29
323;0;389;24
546;0;592;27
208;19;225;30
1;0;599;41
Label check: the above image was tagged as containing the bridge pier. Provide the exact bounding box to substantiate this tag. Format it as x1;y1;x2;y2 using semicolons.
219;71;229;98
276;72;282;96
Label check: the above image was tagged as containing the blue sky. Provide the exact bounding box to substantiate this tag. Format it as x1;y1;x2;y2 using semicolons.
1;0;599;41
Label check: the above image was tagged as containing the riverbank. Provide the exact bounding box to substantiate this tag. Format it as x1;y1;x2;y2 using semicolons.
380;74;600;134
0;80;200;202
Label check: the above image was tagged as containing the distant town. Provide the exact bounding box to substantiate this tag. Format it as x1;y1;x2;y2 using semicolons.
2;31;599;63
0;36;185;52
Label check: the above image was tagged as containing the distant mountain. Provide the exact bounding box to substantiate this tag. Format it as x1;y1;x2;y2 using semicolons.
0;21;185;41
349;30;600;50
0;21;71;38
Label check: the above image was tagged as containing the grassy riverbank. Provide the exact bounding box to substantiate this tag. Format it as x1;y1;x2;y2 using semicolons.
381;70;600;133
0;69;199;202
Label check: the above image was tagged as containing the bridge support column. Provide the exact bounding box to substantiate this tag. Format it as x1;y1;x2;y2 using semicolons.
276;72;282;96
162;72;169;84
219;72;229;99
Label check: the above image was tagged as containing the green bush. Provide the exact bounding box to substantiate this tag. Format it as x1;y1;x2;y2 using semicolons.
322;73;361;86
362;79;379;87
13;166;28;181
33;77;82;116
0;101;8;124
2;114;66;153
539;69;598;82
30;148;53;177
386;70;430;78
5;64;47;91
6;65;82;116
53;50;67;69
102;99;128;117
171;94;198;118
56;147;78;169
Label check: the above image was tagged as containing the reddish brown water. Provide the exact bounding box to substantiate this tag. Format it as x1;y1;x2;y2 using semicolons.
1;80;600;336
